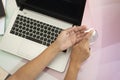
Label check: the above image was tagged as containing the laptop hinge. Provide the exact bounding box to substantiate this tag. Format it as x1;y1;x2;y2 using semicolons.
19;6;24;11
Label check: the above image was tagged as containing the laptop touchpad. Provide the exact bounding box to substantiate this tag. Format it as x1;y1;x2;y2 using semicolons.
17;39;47;60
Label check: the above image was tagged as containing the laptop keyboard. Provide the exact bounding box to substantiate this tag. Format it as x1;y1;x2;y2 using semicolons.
10;14;63;46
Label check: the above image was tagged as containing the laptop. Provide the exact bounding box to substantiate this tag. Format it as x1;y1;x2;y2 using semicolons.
0;0;86;72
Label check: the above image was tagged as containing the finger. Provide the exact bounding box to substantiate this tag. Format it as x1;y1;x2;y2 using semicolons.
76;34;82;39
75;30;81;36
64;26;87;36
75;25;87;32
84;30;94;39
70;30;77;44
76;31;87;38
69;30;76;40
76;33;84;39
81;32;88;37
70;25;86;33
76;36;83;43
61;27;73;36
80;26;88;33
76;32;87;40
64;25;86;34
65;27;75;32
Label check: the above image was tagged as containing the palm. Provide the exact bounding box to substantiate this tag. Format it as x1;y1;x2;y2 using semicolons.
55;26;87;51
62;31;77;49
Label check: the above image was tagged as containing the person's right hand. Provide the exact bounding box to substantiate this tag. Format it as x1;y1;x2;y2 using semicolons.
54;25;87;51
70;30;93;65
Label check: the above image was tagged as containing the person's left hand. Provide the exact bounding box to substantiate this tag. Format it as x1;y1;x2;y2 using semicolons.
70;30;93;65
54;25;87;51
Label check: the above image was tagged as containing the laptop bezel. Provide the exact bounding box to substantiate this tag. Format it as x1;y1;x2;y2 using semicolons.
15;0;86;25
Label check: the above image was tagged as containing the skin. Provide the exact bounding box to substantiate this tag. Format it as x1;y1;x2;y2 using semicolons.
64;30;93;80
7;26;87;80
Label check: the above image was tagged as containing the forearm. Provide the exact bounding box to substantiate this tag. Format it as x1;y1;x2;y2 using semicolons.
64;59;81;80
8;41;60;80
64;28;92;80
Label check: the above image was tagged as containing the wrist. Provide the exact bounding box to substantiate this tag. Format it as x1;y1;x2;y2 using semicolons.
66;59;81;79
51;41;61;52
70;58;82;69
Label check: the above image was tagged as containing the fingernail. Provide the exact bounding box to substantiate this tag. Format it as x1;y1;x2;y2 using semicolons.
73;25;76;27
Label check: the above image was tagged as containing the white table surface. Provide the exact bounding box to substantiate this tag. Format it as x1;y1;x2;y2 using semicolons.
0;0;58;80
0;0;24;73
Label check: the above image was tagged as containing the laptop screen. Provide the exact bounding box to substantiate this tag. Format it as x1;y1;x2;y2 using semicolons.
0;0;5;18
21;0;86;25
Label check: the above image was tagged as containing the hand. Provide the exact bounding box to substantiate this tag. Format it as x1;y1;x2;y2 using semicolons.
54;25;87;51
70;30;93;64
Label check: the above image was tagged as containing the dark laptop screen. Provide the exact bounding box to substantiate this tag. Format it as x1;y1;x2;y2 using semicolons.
21;0;86;25
0;0;5;18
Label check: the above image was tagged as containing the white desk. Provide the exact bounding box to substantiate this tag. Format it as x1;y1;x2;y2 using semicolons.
0;0;24;73
0;0;58;80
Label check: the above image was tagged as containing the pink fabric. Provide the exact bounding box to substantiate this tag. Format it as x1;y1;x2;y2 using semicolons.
45;0;120;80
78;0;120;80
